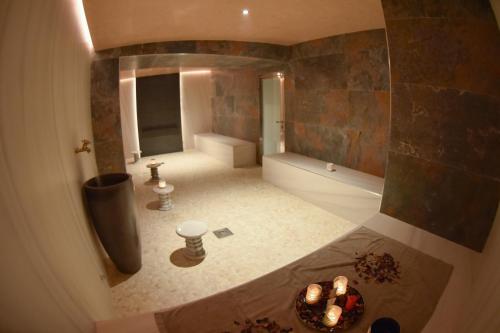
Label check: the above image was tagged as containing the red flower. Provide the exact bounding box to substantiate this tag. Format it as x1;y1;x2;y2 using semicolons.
345;295;360;312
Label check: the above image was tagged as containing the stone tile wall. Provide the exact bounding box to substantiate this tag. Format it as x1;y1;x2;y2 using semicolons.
210;69;261;144
91;58;126;173
91;41;287;174
89;18;500;251
380;0;500;251
286;29;390;177
94;40;290;62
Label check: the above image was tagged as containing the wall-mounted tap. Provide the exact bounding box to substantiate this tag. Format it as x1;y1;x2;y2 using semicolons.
75;139;91;154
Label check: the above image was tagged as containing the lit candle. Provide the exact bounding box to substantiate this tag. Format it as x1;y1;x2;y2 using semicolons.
326;297;337;308
334;276;348;296
323;304;342;327
305;284;322;304
158;180;166;188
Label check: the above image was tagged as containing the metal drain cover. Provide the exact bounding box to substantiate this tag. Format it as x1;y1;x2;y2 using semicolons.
213;228;234;239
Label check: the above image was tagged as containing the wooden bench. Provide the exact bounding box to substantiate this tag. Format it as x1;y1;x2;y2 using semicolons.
263;152;384;224
194;133;256;168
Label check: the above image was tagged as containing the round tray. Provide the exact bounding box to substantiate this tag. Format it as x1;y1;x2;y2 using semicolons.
295;281;364;332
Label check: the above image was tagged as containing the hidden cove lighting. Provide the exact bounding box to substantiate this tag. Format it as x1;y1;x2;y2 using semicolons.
181;70;212;75
73;0;94;50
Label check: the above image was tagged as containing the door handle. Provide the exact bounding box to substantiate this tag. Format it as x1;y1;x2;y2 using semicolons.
275;120;284;124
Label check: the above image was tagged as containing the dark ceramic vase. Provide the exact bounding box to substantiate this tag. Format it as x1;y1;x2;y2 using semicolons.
84;173;141;274
369;317;400;333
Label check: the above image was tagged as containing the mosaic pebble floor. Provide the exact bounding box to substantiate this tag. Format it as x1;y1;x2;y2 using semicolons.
107;150;356;317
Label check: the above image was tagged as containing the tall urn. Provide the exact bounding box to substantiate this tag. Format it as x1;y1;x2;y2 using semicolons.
84;173;141;274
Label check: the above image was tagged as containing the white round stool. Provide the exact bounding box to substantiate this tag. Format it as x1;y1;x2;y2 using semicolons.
153;183;174;211
176;220;208;260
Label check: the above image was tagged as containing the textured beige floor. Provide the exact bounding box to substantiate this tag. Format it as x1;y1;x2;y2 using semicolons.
109;150;356;317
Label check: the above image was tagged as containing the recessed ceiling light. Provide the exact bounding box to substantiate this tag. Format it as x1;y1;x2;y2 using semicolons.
242;8;249;16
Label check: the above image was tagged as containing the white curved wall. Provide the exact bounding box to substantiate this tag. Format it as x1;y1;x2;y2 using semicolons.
180;71;212;149
119;78;140;161
0;0;113;332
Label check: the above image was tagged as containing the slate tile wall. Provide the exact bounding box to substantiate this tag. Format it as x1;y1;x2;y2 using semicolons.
286;29;390;177
210;69;261;145
95;40;290;62
380;0;500;251
90;58;126;173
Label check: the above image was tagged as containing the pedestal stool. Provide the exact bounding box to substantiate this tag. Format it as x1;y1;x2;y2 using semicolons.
131;150;142;163
146;161;164;181
153;183;174;211
176;220;208;260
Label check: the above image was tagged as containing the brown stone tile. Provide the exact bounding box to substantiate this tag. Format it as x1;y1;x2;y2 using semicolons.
211;69;261;144
286;115;388;177
344;29;387;52
293;89;326;122
349;91;390;136
290;34;345;60
91;58;125;174
291;123;329;160
381;152;499;251
284;121;296;152
96;40;288;61
391;83;500;180
356;142;388;177
320;90;350;127
291;54;347;91
232;70;259;94
386;18;500;97
286;29;390;177
118;44;144;57
234;95;259;118
160;41;197;54
195;41;288;61
211;96;234;115
91;112;122;144
382;0;496;21
345;30;389;91
213;115;259;144
94;140;126;174
94;47;121;60
422;0;496;20
381;0;425;19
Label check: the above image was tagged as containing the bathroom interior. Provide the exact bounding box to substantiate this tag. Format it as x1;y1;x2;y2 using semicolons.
1;1;499;333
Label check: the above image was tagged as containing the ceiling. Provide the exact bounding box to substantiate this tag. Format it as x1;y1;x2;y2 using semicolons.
83;0;385;51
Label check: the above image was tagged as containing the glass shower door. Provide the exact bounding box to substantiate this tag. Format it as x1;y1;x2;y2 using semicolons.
262;76;284;156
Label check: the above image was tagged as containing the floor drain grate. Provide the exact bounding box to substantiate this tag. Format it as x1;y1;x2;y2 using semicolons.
213;227;234;239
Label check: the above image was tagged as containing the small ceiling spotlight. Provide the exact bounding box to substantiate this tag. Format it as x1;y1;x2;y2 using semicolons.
242;8;249;16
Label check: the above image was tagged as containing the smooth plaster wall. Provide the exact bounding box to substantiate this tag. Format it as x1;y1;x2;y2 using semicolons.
286;29;390;177
380;0;500;251
0;0;113;331
210;69;261;144
180;71;213;149
119;77;140;161
463;201;500;332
